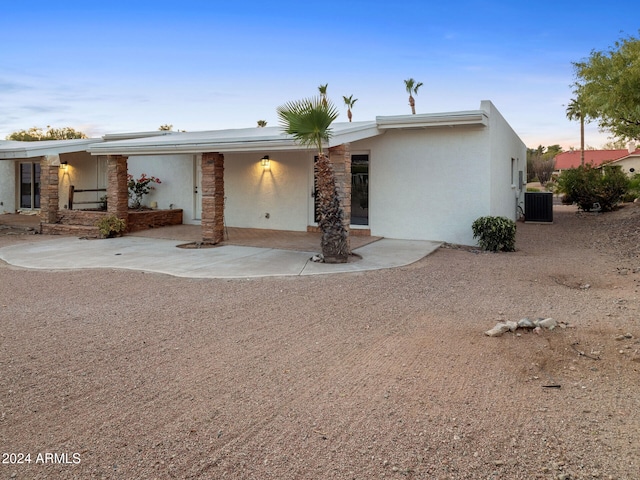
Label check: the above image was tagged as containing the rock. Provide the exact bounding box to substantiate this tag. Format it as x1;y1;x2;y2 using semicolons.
505;321;518;332
518;317;536;329
485;323;511;337
538;318;557;330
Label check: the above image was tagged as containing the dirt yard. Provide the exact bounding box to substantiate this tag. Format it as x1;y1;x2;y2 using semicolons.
1;205;639;479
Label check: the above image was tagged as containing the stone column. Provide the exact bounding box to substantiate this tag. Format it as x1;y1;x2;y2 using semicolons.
329;143;351;248
106;155;129;221
201;152;225;243
39;155;60;224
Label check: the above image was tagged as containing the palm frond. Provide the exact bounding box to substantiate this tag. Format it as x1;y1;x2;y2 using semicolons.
277;97;339;151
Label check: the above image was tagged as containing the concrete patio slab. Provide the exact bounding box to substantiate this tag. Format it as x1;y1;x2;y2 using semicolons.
0;236;442;278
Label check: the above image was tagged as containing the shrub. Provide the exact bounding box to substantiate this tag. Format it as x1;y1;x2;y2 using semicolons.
623;173;640;202
96;215;126;238
472;216;516;252
556;165;629;212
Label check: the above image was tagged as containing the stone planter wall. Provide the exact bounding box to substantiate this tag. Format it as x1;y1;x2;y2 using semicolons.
41;209;183;236
127;209;183;232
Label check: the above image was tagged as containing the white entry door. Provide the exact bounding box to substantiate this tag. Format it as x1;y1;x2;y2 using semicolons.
194;154;202;220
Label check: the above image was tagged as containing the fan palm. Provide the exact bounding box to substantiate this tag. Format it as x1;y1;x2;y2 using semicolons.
566;98;586;166
257;120;267;127
404;78;423;114
318;83;328;106
277;97;349;263
343;95;358;122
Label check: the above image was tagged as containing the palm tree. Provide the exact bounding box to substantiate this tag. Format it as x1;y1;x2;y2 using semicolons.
257;120;267;127
342;95;358;122
318;83;328;106
566;98;586;166
277;96;349;263
404;78;423;114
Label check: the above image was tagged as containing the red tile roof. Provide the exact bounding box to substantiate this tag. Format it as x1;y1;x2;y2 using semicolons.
554;149;629;170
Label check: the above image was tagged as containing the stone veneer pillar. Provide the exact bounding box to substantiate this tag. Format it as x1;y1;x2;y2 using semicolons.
201;152;225;243
39;155;60;224
328;143;351;250
106;155;129;221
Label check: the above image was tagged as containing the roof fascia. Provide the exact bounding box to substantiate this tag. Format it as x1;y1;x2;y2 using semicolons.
0;138;103;160
376;111;489;129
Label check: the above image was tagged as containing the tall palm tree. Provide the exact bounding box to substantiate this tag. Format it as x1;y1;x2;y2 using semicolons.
277;96;349;263
404;78;423;114
566;98;585;166
342;95;358;122
318;83;328;107
257;120;267;127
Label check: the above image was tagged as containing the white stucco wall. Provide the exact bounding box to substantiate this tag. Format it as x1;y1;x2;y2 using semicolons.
224;151;312;231
58;152;104;210
609;155;640;175
0;161;16;213
352;126;492;245
484;101;527;220
128;154;197;222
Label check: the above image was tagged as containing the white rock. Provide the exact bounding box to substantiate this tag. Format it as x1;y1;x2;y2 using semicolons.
518;317;536;329
538;318;557;330
505;321;518;332
485;323;511;337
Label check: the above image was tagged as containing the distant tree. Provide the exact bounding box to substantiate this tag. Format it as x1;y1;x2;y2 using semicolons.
6;126;87;141
342;95;358;122
565;97;588;166
158;124;173;131
404;78;423;114
257;120;268;127
318;83;328;107
527;145;561;185
602;138;630;149
573;33;640;141
277;96;348;263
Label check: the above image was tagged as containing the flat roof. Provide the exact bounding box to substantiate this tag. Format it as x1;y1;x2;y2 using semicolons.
0;138;102;160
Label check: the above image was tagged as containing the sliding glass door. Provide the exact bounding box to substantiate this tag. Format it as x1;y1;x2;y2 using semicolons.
20;162;41;209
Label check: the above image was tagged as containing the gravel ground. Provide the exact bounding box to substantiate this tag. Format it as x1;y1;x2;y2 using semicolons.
1;205;639;480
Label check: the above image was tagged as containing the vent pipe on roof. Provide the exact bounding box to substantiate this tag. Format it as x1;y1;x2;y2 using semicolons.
629;141;636;154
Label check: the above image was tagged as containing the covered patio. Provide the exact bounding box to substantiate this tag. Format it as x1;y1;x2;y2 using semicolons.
0;213;378;252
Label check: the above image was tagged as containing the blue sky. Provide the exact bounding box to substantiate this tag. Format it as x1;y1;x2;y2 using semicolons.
1;0;638;149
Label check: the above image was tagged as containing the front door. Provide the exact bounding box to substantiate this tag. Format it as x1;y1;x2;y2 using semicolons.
19;162;41;210
310;153;370;226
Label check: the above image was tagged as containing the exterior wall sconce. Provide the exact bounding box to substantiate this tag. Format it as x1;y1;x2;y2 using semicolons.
59;161;68;170
261;155;270;169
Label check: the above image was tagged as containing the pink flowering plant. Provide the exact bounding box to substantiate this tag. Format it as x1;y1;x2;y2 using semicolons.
127;173;161;209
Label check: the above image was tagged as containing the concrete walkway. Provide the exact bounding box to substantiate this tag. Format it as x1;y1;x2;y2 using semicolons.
0;236;441;279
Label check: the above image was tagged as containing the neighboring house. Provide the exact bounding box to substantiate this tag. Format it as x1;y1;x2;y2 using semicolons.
554;149;630;173
602;145;640;174
0;101;526;246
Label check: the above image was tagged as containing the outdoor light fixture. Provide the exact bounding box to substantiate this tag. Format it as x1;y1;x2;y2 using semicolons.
59;161;68;170
261;155;270;168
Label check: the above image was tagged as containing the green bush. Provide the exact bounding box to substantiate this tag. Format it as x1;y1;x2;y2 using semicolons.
624;173;640;202
96;215;126;238
556;165;630;212
471;216;516;252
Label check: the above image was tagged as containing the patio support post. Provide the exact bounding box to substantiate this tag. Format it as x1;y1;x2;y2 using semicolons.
329;143;351;250
201;152;225;244
107;155;129;221
39;154;60;224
